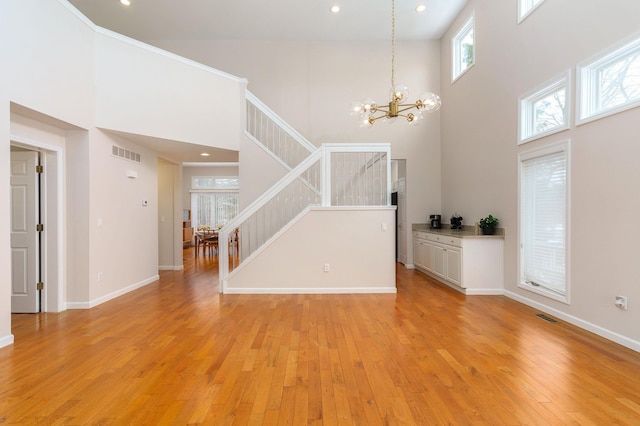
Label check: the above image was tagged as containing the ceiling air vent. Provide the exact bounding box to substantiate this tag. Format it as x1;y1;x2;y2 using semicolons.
112;145;141;163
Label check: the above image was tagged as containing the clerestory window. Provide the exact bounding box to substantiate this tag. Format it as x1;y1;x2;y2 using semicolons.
578;35;640;124
452;15;475;83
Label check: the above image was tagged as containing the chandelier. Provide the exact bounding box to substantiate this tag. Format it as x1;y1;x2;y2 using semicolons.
350;0;441;127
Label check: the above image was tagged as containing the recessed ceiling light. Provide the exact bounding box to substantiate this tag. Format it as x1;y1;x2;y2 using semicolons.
120;0;131;6
416;4;427;13
330;5;340;14
200;152;211;157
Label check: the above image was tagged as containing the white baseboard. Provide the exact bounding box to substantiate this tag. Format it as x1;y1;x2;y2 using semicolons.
465;288;504;295
66;274;160;310
159;265;184;271
504;290;640;353
405;264;416;269
0;334;15;349
223;286;398;295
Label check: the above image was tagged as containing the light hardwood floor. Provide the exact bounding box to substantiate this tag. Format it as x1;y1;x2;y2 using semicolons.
2;248;640;425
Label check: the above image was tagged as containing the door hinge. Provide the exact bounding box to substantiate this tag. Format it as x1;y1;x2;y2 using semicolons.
36;282;44;291
36;224;44;232
36;165;44;173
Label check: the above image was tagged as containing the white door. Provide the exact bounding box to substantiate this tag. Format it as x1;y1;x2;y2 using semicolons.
11;150;40;313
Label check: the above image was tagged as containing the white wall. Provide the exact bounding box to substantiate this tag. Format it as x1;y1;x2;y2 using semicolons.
0;0;249;347
158;158;182;270
94;32;247;151
238;135;289;209
440;0;640;347
0;0;94;346
0;94;10;347
225;208;396;293
148;38;442;264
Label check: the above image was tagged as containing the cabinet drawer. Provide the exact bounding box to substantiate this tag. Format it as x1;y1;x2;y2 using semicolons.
428;234;462;247
413;231;429;240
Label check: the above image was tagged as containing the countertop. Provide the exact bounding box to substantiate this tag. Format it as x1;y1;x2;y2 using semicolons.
412;223;504;239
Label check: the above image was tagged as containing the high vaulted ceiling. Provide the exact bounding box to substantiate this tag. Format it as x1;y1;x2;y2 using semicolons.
65;0;468;164
67;0;468;42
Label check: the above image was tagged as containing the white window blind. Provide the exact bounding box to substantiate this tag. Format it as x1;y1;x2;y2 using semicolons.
191;192;238;230
520;146;567;296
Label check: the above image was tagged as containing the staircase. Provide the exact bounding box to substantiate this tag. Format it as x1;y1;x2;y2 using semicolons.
217;92;392;292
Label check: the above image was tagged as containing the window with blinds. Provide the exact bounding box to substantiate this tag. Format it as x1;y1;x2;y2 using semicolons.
519;141;569;302
190;175;239;230
191;193;238;230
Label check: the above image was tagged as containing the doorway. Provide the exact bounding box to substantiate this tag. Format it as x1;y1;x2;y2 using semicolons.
10;148;41;313
391;159;407;264
9;141;63;313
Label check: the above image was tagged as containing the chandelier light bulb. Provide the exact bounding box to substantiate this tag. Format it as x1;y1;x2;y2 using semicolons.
360;116;375;128
362;98;377;114
408;112;425;126
350;101;365;117
389;84;409;102
417;92;442;112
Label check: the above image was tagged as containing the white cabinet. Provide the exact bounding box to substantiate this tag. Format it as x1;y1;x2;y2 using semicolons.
432;243;446;278
445;246;461;285
412;237;428;270
412;230;503;294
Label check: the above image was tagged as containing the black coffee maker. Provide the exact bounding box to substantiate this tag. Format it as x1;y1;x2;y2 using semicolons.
430;214;441;229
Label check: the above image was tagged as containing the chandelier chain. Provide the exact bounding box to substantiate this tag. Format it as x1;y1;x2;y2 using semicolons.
350;0;441;127
391;0;395;88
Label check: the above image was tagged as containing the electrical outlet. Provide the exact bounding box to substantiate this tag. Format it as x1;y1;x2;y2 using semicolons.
615;295;628;310
98;272;103;282
323;263;330;272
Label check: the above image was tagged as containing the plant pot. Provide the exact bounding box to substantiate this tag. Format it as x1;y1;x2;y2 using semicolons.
481;226;496;235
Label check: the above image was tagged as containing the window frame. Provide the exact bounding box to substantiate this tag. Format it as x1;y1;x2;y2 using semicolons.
577;34;640;125
451;14;475;83
191;176;239;190
517;0;546;23
517;139;571;304
518;70;571;145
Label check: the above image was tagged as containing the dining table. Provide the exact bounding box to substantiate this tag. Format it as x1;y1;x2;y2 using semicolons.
194;229;219;257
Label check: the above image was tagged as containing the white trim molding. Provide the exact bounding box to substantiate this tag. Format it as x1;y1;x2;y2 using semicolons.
0;334;15;349
66;275;159;309
224;287;397;295
504;290;640;353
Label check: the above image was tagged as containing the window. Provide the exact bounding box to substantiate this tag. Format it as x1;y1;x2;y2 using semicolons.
190;176;239;229
191;193;238;230
452;15;475;82
518;0;545;23
519;141;569;303
519;71;570;144
578;35;640;124
192;176;239;190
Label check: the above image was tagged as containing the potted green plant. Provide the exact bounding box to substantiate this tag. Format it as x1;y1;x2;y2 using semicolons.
478;214;499;235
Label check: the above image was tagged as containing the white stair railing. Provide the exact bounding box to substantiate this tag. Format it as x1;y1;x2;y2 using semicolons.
217;93;390;292
218;143;391;292
246;91;316;170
